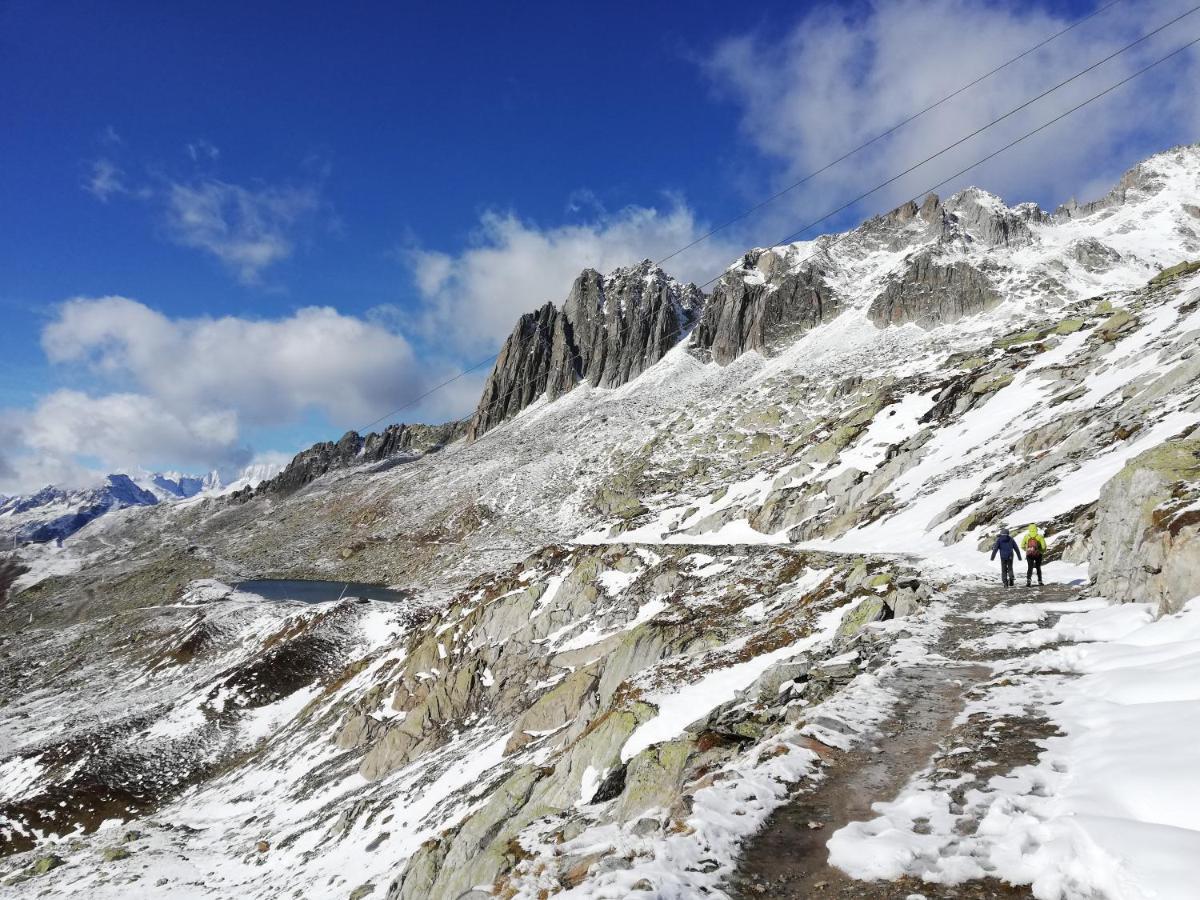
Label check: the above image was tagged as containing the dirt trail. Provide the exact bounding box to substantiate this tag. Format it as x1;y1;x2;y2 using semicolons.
730;582;1080;899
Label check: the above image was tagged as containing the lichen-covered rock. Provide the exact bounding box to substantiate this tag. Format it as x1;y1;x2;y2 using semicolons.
1091;437;1200;614
31;855;64;875
505;666;599;754
835;596;889;640
613;738;694;821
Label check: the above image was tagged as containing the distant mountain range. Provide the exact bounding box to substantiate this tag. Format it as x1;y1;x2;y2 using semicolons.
0;465;281;545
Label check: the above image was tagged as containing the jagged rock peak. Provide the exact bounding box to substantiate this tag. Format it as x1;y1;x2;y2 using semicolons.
691;246;837;365
467;261;703;439
868;251;1001;328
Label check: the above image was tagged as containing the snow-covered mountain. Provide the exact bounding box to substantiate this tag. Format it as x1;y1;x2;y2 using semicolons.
1;145;1198;899
0;464;281;545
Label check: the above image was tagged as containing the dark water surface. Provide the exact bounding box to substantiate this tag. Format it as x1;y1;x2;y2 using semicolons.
234;579;410;604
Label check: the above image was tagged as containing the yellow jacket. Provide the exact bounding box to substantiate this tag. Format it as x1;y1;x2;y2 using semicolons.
1021;525;1047;554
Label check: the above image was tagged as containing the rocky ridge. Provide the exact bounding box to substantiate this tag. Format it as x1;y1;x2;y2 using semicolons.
253;421;467;497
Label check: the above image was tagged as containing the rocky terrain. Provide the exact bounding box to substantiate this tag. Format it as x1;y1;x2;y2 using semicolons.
0;144;1198;899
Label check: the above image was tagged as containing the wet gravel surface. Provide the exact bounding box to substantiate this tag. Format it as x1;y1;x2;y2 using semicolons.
729;583;1080;899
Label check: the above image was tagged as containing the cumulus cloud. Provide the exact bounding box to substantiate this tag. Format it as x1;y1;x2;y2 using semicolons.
404;199;738;353
42;297;426;426
19;390;247;472
705;0;1200;240
0;298;462;493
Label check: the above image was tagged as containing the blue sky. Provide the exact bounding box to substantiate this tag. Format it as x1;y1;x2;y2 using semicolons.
2;0;1197;490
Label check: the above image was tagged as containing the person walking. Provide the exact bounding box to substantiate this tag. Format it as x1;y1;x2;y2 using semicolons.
989;526;1021;587
1021;523;1047;586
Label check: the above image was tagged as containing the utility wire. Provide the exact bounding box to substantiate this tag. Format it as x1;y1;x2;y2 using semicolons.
655;0;1132;268
356;352;499;435
700;33;1200;293
357;5;1197;437
698;2;1200;289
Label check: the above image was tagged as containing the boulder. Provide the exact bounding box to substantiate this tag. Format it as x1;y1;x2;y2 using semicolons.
614;739;694;821
1090;437;1200;614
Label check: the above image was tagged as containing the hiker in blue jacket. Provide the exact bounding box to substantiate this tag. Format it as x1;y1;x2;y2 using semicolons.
989;526;1021;587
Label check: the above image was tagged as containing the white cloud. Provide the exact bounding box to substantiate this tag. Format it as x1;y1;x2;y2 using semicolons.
20;390;245;471
705;0;1200;238
85;158;127;202
404;199;737;353
0;297;471;492
164;180;320;284
42;297;427;426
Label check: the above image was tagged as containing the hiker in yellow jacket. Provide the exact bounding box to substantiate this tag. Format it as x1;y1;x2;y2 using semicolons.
1021;524;1047;587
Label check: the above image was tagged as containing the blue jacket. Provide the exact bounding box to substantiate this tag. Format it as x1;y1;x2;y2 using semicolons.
990;534;1022;561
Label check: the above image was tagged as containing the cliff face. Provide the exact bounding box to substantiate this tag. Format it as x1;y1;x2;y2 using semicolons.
867;252;1000;328
693;249;838;364
467;260;702;438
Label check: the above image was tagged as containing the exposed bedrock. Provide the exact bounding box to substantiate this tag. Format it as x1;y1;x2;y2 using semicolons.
692;251;838;365
467;260;702;439
257;421;465;495
868;252;1001;328
1091;435;1200;614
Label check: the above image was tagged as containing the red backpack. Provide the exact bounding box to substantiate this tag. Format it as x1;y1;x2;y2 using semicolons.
1025;535;1042;556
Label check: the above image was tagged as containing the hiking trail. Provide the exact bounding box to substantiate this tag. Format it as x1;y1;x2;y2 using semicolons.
730;581;1081;899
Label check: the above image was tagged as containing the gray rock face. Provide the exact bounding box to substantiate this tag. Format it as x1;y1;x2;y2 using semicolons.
466;303;559;441
868;252;1000;328
1090;436;1200;614
258;421;464;495
941;189;1044;248
468;261;702;438
692;250;837;364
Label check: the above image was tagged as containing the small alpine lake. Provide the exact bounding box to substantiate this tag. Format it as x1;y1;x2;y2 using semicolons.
233;579;411;604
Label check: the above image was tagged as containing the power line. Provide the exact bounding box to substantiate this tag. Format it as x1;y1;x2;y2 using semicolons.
357;5;1197;437
655;0;1132;268
356;351;499;435
354;2;1137;437
703;32;1200;293
339;26;1198;485
699;2;1200;289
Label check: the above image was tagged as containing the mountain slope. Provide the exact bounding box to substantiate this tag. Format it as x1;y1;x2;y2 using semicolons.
1;144;1198;899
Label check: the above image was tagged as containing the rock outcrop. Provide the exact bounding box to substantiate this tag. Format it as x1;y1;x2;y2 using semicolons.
868;252;1000;328
258;421;465;495
467;261;702;438
1091;435;1200;614
692;249;837;364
